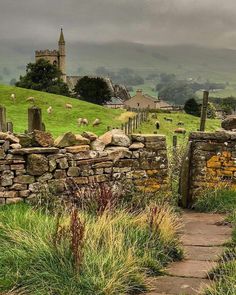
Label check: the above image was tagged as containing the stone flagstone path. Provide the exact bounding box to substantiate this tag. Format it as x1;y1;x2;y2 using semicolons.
146;210;232;295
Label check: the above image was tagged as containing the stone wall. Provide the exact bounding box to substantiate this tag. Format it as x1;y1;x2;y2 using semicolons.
0;132;168;205
180;131;236;207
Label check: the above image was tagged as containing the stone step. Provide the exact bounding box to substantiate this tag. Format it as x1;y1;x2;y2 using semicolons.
181;233;231;246
180;222;232;236
166;260;217;279
184;246;223;261
146;276;211;295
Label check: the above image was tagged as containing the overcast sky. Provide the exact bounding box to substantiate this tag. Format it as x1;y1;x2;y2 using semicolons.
1;0;236;48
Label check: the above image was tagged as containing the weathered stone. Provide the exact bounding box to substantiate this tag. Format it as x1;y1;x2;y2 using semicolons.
129;142;144;150
106;147;132;162
75;134;90;145
54;169;67;179
15;169;26;176
74;177;89;184
17;134;33;147
222;116;236;130
99;131;113;145
14;175;35;184
0;132;19;143
0;148;5;159
33;130;54;147
2;140;10;151
10;143;22;149
66;145;90;153
1;170;14;186
5;197;23;204
88;175;108;183
10;164;25;170
0;191;18;198
93;161;113;168
49;159;57;172
10;183;27;190
10;147;59;155
54;132;76;148
67;167;80;177
111;129;131;147
0;164;10;171
57;157;68;169
48;179;65;193
82;131;98;141
91;139;106;151
27;154;48;176
37;172;53;182
19;190;30;197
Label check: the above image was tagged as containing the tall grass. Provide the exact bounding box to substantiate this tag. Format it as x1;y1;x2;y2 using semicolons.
0;203;182;295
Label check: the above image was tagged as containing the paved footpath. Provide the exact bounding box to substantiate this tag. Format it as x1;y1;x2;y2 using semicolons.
146;210;232;295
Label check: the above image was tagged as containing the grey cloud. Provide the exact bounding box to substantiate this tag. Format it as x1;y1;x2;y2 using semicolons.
1;0;236;47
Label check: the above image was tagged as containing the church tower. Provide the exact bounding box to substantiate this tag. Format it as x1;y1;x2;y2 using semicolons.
58;28;66;83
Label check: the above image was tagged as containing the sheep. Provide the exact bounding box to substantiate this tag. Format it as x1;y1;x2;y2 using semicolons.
177;121;184;126
174;128;186;134
11;93;16;102
82;118;89;126
155;120;160;129
65;103;73;109
47;106;53;114
26;97;35;103
77;118;83;126
164;117;173;122
93;118;101;127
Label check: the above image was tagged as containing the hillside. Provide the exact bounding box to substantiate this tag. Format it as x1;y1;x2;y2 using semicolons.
0;84;127;137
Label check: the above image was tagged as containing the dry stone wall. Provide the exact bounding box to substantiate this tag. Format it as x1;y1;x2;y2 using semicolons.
181;131;236;207
0;131;168;205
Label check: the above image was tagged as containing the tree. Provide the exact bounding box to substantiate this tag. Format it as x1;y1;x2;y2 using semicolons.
158;81;195;105
16;59;70;96
9;78;17;86
73;76;112;105
184;98;201;117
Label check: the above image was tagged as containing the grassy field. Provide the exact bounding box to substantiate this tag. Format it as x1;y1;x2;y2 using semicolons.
0;84;131;137
139;112;220;147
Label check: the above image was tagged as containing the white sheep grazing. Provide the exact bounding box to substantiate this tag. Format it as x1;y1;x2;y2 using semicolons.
47;106;53;114
65;103;73;109
77;118;83;126
92;118;100;127
82;118;88;126
26;97;35;103
11;93;16;102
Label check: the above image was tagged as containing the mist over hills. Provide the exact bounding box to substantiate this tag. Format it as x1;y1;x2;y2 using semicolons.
1;40;236;85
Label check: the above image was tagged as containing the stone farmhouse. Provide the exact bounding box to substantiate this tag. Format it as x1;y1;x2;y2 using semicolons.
35;29;130;101
124;89;171;110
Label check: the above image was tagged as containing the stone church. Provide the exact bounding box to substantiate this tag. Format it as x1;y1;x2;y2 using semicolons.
35;29;130;101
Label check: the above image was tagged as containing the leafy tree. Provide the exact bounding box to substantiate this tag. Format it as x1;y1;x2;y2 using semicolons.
73;76;112;105
158;81;195;105
184;98;201;116
207;102;216;119
16;59;70;96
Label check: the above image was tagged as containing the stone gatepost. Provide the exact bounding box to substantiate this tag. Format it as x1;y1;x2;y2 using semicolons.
0;106;7;132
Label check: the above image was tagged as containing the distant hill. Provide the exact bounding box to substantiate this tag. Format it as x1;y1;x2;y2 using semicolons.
1;40;236;86
0;84;126;137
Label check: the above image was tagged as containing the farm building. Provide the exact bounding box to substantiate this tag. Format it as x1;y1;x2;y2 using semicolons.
124;89;172;110
105;97;124;108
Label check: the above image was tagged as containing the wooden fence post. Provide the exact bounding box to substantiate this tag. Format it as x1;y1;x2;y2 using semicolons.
128;117;132;134
28;107;42;133
7;122;13;133
0;106;7;132
200;91;209;132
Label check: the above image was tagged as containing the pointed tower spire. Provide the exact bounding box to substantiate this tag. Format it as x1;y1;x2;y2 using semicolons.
59;28;65;44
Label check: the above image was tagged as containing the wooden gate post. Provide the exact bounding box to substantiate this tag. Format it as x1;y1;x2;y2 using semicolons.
7;122;13;133
200;91;209;132
28;107;42;133
0;106;7;132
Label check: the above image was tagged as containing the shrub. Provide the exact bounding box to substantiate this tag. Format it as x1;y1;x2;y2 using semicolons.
184;98;201;116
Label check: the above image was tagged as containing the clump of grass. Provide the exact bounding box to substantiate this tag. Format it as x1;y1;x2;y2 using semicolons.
0;202;182;295
193;187;236;213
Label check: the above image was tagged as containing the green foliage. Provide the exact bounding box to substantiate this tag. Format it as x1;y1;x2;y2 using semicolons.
0;203;182;294
73;76;112;105
210;96;236;115
207;102;216;119
194;187;236;213
16;59;71;97
158;81;195;105
184;98;201;116
0;84;126;137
